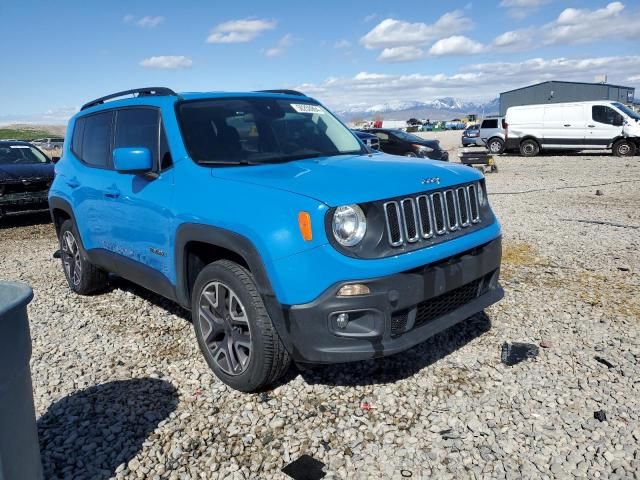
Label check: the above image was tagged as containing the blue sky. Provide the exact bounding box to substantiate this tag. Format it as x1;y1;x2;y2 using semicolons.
1;0;639;123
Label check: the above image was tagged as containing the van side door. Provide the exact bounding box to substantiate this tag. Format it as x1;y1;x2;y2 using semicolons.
588;105;624;149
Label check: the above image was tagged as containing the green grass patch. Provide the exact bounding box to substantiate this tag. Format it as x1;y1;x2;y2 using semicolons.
0;127;59;141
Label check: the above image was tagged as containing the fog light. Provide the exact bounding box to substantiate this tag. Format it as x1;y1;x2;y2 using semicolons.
336;313;349;329
337;284;370;297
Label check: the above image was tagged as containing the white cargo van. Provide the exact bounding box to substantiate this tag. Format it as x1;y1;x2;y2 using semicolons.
504;101;640;157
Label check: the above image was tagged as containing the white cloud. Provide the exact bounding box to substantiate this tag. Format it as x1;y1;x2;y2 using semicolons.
123;15;164;28
206;18;276;44
139;55;193;69
544;1;639;44
360;10;472;49
500;0;551;19
428;36;485;56
296;55;640;109
627;74;640;82
334;39;352;49
492;29;534;50
363;13;378;23
265;34;294;57
378;46;424;62
136;16;164;28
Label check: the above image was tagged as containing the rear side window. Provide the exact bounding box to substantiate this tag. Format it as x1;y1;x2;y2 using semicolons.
481;119;498;129
114;108;159;167
592;106;624;126
81;111;114;168
72;118;85;158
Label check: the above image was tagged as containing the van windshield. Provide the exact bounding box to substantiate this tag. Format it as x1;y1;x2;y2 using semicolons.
177;97;364;165
612;102;640;121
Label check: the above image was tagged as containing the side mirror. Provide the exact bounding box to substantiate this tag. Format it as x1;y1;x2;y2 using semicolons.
112;147;153;173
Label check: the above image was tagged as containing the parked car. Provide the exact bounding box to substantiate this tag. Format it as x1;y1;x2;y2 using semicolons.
49;87;502;392
505;101;640;157
462;125;482;147
479;117;506;154
32;137;65;152
352;130;380;151
367;128;449;161
0;141;55;218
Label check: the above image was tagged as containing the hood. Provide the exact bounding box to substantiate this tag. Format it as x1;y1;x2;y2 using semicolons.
0;163;55;183
211;153;482;206
417;139;441;150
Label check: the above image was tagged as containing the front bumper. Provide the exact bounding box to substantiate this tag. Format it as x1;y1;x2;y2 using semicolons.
0;189;49;211
283;237;502;363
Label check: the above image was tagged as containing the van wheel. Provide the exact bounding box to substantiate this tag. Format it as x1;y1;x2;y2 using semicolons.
192;260;291;392
612;140;636;157
520;139;540;157
487;138;504;154
59;219;108;294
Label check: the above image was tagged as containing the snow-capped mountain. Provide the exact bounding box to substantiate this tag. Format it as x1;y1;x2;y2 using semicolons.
335;97;499;121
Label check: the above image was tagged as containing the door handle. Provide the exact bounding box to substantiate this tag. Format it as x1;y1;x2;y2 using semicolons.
104;188;120;199
563;124;571;127
587;124;596;128
66;178;80;189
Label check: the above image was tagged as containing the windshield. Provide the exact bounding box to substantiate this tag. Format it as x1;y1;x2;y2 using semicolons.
178;97;363;165
612;102;640;121
0;145;49;165
391;130;425;143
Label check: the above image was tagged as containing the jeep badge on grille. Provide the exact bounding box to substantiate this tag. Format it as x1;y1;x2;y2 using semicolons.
421;177;440;185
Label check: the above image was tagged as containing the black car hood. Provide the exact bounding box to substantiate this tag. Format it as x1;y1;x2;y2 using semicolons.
417;139;441;150
0;163;55;183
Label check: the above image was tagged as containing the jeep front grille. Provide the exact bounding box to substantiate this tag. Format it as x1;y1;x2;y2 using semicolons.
383;183;481;248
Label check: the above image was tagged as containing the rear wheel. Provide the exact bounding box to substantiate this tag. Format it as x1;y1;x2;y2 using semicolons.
519;139;540;157
487;137;504;154
612;139;636;157
59;219;108;294
404;151;417;157
192;260;290;392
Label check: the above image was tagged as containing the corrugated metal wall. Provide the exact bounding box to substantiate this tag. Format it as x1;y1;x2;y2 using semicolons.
499;82;635;115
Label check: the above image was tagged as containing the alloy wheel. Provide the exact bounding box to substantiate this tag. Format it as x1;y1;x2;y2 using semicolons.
198;281;252;376
61;230;82;286
489;141;502;153
617;143;630;155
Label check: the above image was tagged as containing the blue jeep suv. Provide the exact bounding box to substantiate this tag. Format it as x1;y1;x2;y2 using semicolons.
49;87;503;391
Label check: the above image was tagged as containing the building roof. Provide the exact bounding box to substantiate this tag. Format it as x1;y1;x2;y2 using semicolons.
501;80;635;95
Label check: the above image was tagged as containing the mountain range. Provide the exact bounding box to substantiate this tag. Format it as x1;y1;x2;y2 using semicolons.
335;97;500;122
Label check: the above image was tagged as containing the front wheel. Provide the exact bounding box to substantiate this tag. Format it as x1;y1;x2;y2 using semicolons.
487;137;504;154
59;219;108;294
612;140;636;157
404;151;417;157
192;260;290;392
519;139;540;157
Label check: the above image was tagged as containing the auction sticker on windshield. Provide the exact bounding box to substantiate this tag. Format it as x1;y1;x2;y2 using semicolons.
291;104;325;114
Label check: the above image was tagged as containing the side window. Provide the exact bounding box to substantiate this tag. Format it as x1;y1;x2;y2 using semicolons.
114;108;159;168
482;119;498;129
375;132;389;141
82;111;114;168
72;118;85;158
592;106;623;126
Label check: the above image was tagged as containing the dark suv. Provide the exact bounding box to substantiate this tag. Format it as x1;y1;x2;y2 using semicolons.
368;128;449;161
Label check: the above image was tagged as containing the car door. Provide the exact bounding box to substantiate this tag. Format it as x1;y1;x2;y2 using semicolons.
588;105;624;149
107;107;175;280
67;110;117;252
542;105;586;148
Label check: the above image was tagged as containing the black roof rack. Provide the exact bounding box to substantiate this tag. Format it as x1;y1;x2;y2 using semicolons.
256;89;307;97
81;87;178;111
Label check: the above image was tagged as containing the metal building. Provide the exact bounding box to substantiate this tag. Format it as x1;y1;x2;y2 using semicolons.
499;81;635;116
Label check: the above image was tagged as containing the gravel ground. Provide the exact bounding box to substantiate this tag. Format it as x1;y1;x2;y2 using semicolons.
1;148;639;479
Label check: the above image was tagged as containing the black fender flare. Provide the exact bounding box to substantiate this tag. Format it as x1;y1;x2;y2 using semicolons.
48;196;75;237
174;223;295;353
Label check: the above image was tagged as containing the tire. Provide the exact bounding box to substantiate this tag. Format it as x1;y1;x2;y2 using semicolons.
487;137;504;154
191;260;291;392
59;219;108;294
612;140;636;157
519;139;540;157
404;151;417;157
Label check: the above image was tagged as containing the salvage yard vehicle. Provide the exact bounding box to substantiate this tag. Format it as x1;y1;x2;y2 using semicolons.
505;101;640;157
49;87;503;392
479;116;506;154
0;141;55;219
367;128;449;161
352;129;380;151
462;124;482;147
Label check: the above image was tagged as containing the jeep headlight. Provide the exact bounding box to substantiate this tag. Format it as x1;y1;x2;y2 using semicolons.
332;204;367;246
